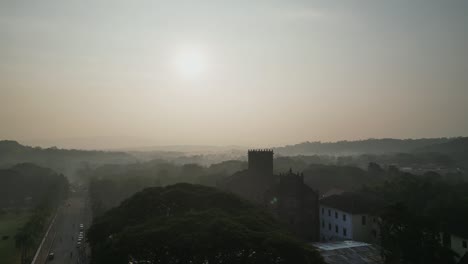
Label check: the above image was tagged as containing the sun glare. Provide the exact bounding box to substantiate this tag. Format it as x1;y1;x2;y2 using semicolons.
173;48;208;80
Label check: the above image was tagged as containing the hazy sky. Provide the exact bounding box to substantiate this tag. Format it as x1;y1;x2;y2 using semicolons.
1;0;467;149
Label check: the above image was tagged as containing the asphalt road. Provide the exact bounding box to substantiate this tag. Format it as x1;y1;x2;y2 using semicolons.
36;189;92;264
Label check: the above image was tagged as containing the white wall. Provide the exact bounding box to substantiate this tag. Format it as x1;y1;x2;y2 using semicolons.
319;205;353;241
319;204;381;244
451;234;468;260
351;214;379;243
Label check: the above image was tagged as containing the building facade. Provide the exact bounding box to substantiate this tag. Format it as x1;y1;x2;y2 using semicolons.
320;205;354;241
319;193;381;244
442;232;468;262
266;170;320;241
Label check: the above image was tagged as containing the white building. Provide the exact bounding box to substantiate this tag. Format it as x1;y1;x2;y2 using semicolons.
319;192;381;244
442;232;468;262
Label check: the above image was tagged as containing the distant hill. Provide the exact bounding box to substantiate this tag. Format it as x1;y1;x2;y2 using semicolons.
414;137;468;168
274;138;457;156
0;140;136;177
415;137;468;154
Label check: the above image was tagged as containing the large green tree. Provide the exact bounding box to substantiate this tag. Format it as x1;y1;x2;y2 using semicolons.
88;183;324;264
365;172;468;264
380;203;457;264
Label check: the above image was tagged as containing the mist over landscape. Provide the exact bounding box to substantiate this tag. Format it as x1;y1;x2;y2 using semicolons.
1;1;467;264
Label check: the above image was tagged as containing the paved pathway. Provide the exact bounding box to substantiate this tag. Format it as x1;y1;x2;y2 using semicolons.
33;190;92;264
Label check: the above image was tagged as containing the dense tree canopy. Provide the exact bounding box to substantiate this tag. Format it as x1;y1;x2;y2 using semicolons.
87;184;324;264
303;164;383;192
362;172;468;263
369;172;468;238
86;159;247;216
379;203;457;264
0;163;68;207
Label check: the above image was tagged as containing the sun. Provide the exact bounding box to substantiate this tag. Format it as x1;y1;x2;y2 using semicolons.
173;48;208;80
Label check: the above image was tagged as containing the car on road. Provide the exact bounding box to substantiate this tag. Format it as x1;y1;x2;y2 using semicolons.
48;252;55;260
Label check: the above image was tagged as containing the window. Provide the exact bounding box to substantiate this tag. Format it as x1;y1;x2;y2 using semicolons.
335;225;338;233
362;215;367;225
328;209;331;216
373;217;376;223
343;214;346;221
322;220;325;228
372;229;377;238
463;240;467;249
328;223;331;231
343;228;347;237
335;211;338;219
322;207;324;214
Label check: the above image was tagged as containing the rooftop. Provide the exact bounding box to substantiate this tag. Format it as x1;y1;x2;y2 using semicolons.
311;241;383;264
320;192;384;215
313;240;371;251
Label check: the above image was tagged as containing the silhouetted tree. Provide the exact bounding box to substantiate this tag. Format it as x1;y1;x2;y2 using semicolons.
88;184;324;264
380;203;457;264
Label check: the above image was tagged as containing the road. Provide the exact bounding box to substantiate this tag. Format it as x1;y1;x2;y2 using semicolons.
33;189;92;264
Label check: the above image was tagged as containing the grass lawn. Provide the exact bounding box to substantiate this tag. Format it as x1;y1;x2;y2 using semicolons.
0;211;31;264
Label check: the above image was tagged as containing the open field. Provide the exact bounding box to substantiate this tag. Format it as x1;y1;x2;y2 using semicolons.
0;211;30;264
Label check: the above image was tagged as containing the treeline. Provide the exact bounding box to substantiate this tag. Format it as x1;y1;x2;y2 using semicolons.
274;138;455;155
86;160;246;216
0;140;135;177
303;163;383;193
0;163;69;208
2;138;466;181
278;151;466;181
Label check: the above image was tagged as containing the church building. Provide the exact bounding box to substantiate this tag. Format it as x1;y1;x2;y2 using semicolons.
222;150;320;241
